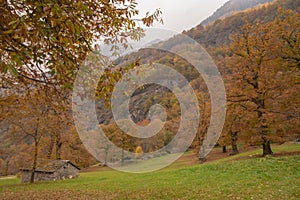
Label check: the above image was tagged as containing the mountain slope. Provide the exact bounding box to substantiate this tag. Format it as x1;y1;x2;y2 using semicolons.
188;0;299;47
96;0;300;125
201;0;275;26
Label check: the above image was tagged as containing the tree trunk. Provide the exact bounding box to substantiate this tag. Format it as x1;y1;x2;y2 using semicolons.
230;131;239;155
4;160;9;176
55;132;62;160
198;101;207;163
222;146;227;153
262;136;273;156
141;139;149;153
231;143;239;155
259;115;273;156
199;145;206;163
256;97;273;156
30;139;38;183
47;136;55;159
198;127;208;163
121;149;125;165
104;144;109;166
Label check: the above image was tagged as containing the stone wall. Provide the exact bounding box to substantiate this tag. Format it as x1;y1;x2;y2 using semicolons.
21;171;55;183
21;163;79;183
53;163;79;180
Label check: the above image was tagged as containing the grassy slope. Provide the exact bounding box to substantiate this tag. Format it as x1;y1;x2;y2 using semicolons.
0;144;299;200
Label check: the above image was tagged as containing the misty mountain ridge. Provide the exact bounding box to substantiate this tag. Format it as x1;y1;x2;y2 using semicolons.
201;0;275;26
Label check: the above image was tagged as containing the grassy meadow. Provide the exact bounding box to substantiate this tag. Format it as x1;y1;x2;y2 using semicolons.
0;143;299;200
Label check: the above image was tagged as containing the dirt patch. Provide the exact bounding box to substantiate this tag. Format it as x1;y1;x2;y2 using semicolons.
167;146;300;164
199;145;259;163
249;151;300;159
80;164;112;173
81;146;300;172
0;176;16;180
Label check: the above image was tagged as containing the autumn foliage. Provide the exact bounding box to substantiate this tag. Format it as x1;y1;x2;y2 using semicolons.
0;0;299;176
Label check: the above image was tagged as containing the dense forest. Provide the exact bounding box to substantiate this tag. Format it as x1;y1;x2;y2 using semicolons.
0;0;299;176
95;0;299;161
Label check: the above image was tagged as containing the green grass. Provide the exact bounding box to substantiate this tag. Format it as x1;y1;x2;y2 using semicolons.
0;144;299;199
213;142;300;163
0;177;19;187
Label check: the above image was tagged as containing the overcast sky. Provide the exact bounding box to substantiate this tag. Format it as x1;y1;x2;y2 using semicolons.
136;0;229;32
102;0;230;56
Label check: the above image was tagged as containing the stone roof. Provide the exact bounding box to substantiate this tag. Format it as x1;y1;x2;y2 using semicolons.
20;160;80;173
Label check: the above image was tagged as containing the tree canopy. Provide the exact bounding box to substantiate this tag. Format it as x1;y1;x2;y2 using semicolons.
0;0;162;86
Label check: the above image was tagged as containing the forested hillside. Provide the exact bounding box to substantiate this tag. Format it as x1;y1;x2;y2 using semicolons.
97;0;299;158
201;0;274;26
188;0;300;47
0;0;299;176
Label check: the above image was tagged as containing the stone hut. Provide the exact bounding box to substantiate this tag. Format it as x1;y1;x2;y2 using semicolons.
20;160;80;183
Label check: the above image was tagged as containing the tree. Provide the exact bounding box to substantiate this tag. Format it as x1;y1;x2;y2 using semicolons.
3;87;72;182
40;93;70;160
0;0;162;178
228;21;276;156
227;9;299;156
197;98;209;162
0;0;162;86
5;91;46;182
0;144;16;176
272;9;300;69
